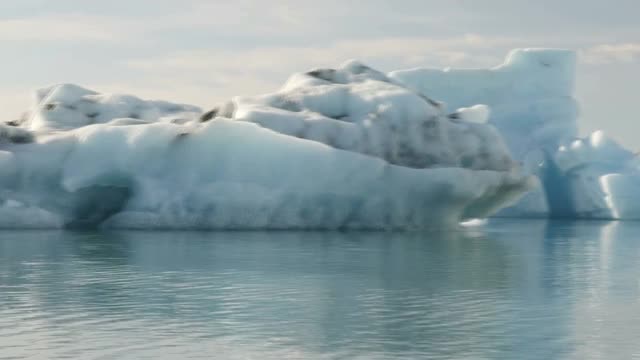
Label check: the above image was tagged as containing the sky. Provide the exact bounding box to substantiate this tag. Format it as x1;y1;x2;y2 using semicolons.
1;0;639;148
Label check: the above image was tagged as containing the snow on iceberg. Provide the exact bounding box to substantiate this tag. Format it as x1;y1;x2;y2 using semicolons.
0;61;533;229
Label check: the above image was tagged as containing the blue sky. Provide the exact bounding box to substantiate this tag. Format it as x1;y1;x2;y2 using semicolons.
1;0;639;148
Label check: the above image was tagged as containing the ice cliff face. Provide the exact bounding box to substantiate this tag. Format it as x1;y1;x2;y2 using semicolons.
547;131;640;219
392;48;640;220
391;49;579;217
0;56;534;229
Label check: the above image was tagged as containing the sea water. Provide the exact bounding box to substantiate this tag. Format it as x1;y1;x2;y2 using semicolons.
1;219;639;359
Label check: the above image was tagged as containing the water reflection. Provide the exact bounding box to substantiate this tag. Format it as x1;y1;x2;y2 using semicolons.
0;221;639;359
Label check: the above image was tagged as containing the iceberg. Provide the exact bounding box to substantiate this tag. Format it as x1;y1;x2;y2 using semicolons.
392;48;640;220
545;131;640;219
3;47;636;229
0;59;534;229
391;48;579;217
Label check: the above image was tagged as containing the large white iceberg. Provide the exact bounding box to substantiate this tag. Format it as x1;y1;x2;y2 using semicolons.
0;57;536;229
2;48;636;229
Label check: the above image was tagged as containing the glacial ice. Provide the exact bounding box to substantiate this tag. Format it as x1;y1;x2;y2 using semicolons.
544;131;640;219
1;48;637;229
20;83;201;131
391;49;579;217
392;48;640;220
0;57;536;229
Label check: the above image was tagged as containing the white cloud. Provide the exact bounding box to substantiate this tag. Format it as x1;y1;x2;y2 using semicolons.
119;34;520;106
126;34;519;75
0;31;522;116
0;88;32;120
93;34;521;110
581;43;640;64
0;1;359;43
0;15;139;42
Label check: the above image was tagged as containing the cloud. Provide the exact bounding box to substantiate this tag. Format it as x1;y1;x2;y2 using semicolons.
0;1;365;43
0;28;525;117
126;34;519;75
0;33;519;119
581;43;640;64
0;87;32;120
115;34;522;107
0;15;138;42
106;35;531;116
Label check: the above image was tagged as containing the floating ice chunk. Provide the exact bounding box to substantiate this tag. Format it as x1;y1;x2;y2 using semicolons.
0;57;534;229
536;130;639;219
0;116;533;229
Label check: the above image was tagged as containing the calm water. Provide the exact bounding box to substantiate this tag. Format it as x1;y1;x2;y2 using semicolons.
1;220;639;360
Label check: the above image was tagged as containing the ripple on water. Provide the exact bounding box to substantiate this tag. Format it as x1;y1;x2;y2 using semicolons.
0;221;639;359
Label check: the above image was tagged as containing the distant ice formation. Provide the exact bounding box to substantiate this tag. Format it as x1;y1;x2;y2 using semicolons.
0;56;538;229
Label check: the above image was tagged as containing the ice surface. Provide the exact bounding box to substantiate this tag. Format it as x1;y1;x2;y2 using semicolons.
391;49;578;155
543;131;640;219
0;65;533;229
22;83;201;132
390;49;580;217
392;49;640;220
231;61;515;172
3;48;637;228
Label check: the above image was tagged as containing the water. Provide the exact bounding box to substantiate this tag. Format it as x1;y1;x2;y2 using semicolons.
1;220;639;360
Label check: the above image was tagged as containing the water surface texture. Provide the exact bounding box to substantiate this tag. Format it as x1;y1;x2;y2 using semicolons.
1;220;639;359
